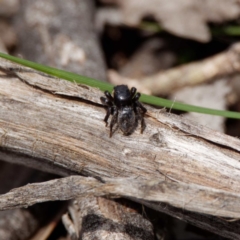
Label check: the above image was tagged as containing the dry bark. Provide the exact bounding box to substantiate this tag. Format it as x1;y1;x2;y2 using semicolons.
62;197;154;240
1;175;240;219
0;0;114;239
1;58;240;238
3;1;152;239
0;61;156;239
2;175;240;239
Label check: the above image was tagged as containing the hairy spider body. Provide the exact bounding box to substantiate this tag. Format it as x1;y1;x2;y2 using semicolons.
100;85;147;137
118;106;136;133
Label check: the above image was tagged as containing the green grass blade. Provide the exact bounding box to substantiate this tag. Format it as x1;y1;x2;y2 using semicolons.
212;25;240;36
140;95;240;119
0;52;240;119
0;52;113;92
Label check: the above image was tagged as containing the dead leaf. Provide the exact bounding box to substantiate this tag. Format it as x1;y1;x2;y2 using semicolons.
106;0;240;42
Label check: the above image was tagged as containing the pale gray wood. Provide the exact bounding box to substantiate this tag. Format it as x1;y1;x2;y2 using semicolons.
6;1;110;238
63;197;154;240
1;175;240;219
1;59;240;238
0;176;240;239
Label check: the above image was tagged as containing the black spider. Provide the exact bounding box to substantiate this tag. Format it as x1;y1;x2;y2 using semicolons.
100;85;147;137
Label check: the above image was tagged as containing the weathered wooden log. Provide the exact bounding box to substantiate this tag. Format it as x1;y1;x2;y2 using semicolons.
1;59;240;239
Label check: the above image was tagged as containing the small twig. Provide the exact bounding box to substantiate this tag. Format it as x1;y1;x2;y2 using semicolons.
108;43;240;95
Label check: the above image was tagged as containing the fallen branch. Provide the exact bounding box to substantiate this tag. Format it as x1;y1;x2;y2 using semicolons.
108;43;240;95
1;175;240;219
1;58;240;238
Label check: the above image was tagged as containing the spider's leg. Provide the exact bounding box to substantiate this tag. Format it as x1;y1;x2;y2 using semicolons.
137;107;146;133
100;93;114;126
134;94;147;133
104;106;114;126
109;109;118;137
134;93;147;113
100;95;112;106
130;87;137;98
104;91;114;101
100;91;114;107
140;113;146;134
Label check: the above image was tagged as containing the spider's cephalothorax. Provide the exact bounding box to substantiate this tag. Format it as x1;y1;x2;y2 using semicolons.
100;85;147;137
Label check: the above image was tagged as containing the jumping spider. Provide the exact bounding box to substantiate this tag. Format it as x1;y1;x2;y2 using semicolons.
100;85;147;137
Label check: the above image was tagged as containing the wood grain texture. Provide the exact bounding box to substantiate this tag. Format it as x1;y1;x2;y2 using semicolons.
63;197;154;240
1;59;240;238
1;175;240;219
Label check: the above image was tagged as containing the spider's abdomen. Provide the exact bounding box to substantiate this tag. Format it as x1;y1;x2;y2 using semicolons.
118;107;136;134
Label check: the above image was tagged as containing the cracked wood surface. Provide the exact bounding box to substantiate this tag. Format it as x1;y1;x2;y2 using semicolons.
1;175;240;219
62;197;154;240
1;59;240;238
